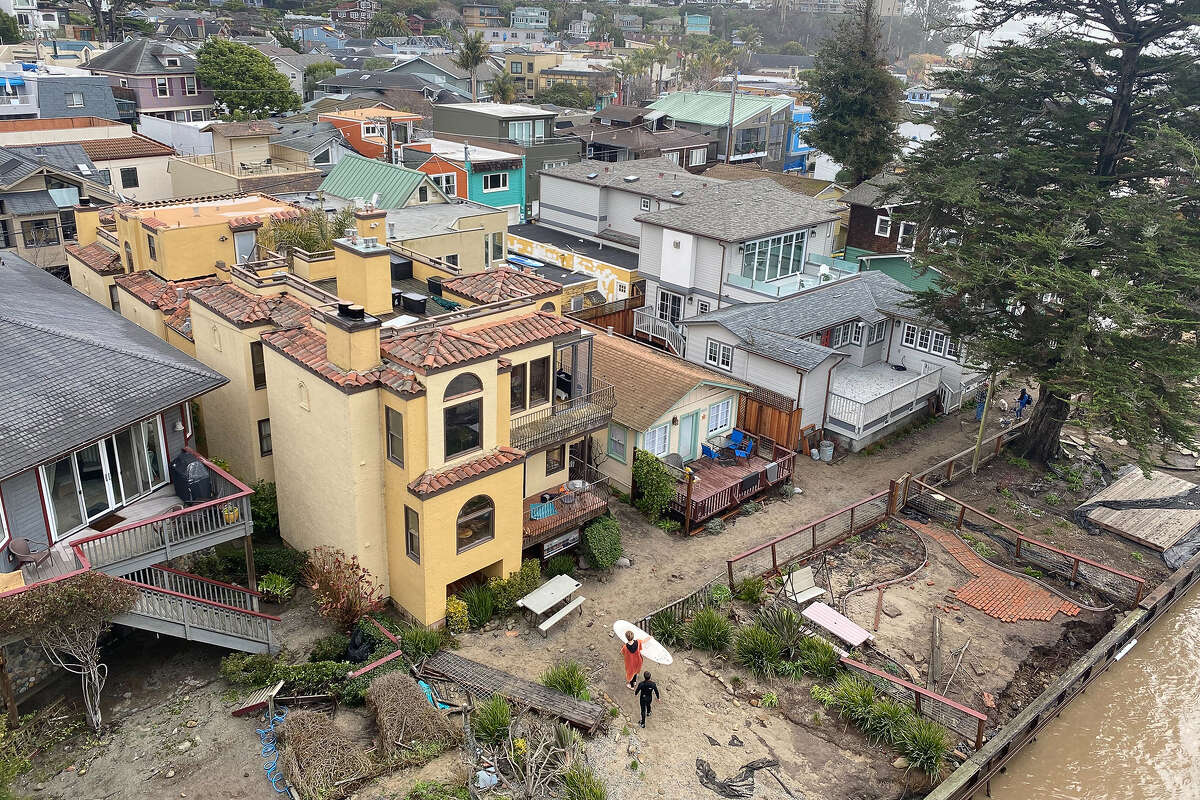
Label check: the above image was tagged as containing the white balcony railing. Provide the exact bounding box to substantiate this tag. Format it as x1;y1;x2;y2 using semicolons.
826;367;943;437
632;307;685;355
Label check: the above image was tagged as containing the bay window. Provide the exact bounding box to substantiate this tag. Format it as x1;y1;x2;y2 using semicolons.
740;229;809;282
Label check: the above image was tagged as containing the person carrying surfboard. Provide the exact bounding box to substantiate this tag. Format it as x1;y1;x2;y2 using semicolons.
621;629;646;691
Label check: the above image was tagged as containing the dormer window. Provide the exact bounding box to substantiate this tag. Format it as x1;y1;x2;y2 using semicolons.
165;57;180;67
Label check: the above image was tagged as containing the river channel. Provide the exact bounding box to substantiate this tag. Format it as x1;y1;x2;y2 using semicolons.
987;583;1200;800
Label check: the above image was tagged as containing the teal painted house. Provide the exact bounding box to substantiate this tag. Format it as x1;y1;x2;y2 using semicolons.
401;138;528;225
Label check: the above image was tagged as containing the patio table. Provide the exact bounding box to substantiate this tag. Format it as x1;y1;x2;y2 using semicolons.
802;601;874;648
517;573;582;617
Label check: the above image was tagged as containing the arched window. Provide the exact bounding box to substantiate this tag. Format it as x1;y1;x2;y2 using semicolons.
456;495;494;553
540;301;556;312
445;372;482;400
124;242;134;271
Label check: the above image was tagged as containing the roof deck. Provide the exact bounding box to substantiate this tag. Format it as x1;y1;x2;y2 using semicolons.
121;194;300;228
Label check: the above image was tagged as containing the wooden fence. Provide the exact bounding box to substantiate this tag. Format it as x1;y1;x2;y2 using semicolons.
909;420;1029;489
568;295;643;337
725;490;891;588
634;575;724;638
738;388;804;450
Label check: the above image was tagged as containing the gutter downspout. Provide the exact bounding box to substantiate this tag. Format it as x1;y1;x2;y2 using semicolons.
821;355;847;431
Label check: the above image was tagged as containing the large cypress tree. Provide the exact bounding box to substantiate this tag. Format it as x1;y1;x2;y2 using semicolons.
900;1;1200;465
806;0;902;186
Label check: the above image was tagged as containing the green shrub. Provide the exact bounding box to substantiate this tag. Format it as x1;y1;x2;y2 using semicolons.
462;583;496;628
472;695;512;746
269;660;354;697
400;626;445;661
488;559;542;614
1023;566;1044;579
862;696;914;746
540;660;589;700
0;716;31;798
256;572;295;603
757;606;805;660
560;764;608;800
734;624;784;677
544;554;576;578
741;500;763;515
1043;492;1062;505
632;449;675;521
708;583;733;608
220;652;277;689
250;479;280;538
256;546;308;583
649;609;686;648
583;516;623;570
898;716;952;779
445;595;469;634
309;632;350;663
405;780;470;800
656;518;681;533
705;518;726;534
685;608;734;652
827;673;877;727
760;691;779;709
734;576;766;604
795;636;840;678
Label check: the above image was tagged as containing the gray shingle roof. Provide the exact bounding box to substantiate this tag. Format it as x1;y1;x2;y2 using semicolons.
395;54;501;82
3;190;58;216
635;179;841;242
85;38;197;75
271;120;343;154
838;172;905;209
685;272;914;370
0;255;227;480
7;143;101;178
542;156;721;202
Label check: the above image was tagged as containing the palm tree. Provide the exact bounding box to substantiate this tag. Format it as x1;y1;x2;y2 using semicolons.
611;55;638;105
366;12;410;39
488;70;518;104
735;25;762;70
650;39;672;95
452;32;488;102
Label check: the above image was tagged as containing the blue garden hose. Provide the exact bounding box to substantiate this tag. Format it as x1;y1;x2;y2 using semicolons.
256;705;289;793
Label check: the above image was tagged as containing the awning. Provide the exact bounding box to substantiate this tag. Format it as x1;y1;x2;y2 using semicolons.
0;76;26;88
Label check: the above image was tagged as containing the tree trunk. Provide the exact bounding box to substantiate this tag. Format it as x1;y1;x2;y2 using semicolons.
1014;389;1070;464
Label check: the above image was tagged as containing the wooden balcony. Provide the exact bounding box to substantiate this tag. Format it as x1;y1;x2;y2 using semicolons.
509;380;616;453
664;435;797;533
523;460;610;548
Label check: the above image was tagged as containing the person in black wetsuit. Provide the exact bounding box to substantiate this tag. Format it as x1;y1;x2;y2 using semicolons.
635;671;660;727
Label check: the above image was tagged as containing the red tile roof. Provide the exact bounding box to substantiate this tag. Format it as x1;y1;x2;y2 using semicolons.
261;325;423;396
189;283;313;329
463;311;579;350
78;135;174;161
270;208;304;222
229;215;263;230
442;267;560;304
141;216;169;231
164;302;195;340
64;241;122;275
407;446;525;497
382;327;498;373
113;272;222;313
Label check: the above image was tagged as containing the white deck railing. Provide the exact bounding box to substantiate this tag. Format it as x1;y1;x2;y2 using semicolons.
632;307;685;355
827;367;944;437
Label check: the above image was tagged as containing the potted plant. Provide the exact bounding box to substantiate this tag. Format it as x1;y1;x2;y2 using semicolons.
221;503;240;524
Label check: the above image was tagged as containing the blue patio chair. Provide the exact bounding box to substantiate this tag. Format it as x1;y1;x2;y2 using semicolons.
729;430;746;448
701;444;720;460
734;436;755;459
529;501;557;520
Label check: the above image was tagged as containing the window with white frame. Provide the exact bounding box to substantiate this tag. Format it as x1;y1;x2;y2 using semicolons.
482;172;508;192
947;339;961;359
155;77;169;97
868;320;887;344
901;323;957;358
705;338;733;371
875;214;892;237
643;423;669;457
184;76;197;96
639;197;651;211
829;321;856;348
65;92;84;107
902;323;917;347
739;229;809;282
917;327;932;350
897;221;917;251
664;150;680;165
689;147;706;166
696;300;711;314
362;123;383;137
607;423;627;462
707;398;733;434
851;322;863;345
432;173;457;195
929;330;948;356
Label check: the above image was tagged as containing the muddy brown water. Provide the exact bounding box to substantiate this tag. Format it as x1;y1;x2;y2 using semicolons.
987;583;1200;800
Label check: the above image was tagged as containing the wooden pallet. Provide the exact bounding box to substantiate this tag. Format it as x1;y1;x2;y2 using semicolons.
232;680;285;717
419;652;606;732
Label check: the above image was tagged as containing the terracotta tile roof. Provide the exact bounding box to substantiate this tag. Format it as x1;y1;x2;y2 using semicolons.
407;446;524;497
442;267;560;304
164;302;195;340
113;272;222;313
189;283;313;329
64;241;121;275
78;135;175;161
261;325;423;396
463;311;579;350
141;216;169;230
270;208;304;222
382;327;498;373
229;215;263;230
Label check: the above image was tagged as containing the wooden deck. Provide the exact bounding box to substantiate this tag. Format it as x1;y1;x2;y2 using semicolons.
685;454;773;505
522;488;609;546
1077;470;1200;552
418;651;606;731
669;441;797;532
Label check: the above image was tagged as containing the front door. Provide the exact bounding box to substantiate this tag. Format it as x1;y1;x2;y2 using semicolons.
677;411;698;462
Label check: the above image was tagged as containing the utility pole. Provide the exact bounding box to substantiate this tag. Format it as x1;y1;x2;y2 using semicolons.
724;70;738;164
970;375;996;474
370;116;395;164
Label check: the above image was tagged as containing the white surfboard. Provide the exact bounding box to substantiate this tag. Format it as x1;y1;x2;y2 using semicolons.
613;619;673;666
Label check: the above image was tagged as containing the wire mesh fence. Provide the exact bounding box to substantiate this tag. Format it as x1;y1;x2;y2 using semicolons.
842;658;987;749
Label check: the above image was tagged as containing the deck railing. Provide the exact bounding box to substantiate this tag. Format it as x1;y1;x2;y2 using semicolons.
670;440;798;531
826;366;943;437
631;307;685;355
123;565;261;613
173;153;316;177
509;380;616;452
74;453;253;574
523;459;610;545
118;576;277;648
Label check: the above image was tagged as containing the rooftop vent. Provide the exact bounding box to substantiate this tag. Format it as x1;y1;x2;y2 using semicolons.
586;171;598;179
671;190;684;198
337;302;366;320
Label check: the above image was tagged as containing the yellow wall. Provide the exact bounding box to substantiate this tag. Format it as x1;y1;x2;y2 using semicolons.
166;159;242;199
115;287;169;340
67;257;118;308
262;343;391;593
507;233;637;301
115;212;241;280
402;213;509;280
191;302;276;484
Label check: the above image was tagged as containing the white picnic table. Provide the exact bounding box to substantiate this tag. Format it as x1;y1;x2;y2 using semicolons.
517;573;582;617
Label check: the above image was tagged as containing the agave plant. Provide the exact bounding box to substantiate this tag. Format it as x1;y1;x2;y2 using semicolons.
757;606;805;660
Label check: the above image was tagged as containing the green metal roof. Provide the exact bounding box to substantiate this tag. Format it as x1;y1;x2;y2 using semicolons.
648;91;792;128
319;154;428;209
859;255;944;293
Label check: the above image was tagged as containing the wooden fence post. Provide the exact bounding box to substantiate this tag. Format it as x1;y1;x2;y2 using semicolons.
955;504;966;531
726;560;735;590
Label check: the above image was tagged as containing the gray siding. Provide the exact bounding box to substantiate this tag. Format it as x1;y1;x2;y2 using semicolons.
605;190;647;240
539;176;602;234
163;405;187;459
1;469;50;560
637;223;663;279
691;237;726;300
